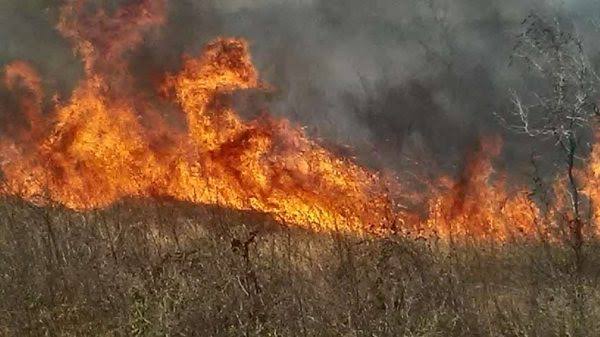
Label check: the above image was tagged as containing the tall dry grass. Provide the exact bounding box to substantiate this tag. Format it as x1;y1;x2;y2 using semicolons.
1;196;600;336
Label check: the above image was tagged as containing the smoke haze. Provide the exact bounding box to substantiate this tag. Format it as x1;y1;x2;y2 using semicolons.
1;0;600;177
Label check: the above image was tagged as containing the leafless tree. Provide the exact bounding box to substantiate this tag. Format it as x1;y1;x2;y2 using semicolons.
500;14;600;270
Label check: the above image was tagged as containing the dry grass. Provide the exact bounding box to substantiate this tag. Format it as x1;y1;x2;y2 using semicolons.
1;196;600;336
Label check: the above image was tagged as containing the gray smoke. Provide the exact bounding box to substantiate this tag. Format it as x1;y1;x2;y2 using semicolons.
1;0;600;178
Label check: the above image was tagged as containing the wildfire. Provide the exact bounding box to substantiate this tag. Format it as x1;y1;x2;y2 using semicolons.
423;138;539;240
0;0;392;232
0;0;596;240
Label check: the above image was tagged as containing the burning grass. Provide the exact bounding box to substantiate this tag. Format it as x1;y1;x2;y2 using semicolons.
2;1;600;334
4;0;600;242
0;0;394;233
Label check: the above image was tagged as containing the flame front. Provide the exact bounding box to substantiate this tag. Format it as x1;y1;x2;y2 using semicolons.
1;0;599;239
0;1;392;232
423;138;540;240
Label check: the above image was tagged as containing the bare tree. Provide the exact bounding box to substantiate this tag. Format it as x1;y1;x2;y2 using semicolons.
501;14;599;269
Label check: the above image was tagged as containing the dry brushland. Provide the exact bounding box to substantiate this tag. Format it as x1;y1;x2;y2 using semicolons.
1;197;600;337
2;1;600;336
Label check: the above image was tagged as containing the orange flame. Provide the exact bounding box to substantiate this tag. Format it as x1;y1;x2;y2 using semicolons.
0;0;597;240
423;138;539;240
0;1;392;232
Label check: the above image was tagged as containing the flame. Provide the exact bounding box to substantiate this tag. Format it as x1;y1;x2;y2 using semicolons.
2;61;44;142
0;0;597;240
423;138;539;240
581;132;600;236
0;0;392;232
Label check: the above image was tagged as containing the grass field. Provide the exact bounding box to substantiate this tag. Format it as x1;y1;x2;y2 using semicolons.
1;196;600;336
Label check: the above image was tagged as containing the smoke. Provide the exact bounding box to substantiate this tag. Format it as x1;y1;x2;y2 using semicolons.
209;0;600;175
1;0;599;178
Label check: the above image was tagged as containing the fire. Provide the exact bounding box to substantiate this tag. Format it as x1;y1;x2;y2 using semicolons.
0;0;392;232
423;138;539;240
0;0;596;240
581;132;600;237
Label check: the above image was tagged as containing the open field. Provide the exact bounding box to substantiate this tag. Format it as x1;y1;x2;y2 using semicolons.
1;197;600;336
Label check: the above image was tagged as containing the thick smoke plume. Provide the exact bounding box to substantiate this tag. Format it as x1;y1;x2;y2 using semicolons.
2;0;599;175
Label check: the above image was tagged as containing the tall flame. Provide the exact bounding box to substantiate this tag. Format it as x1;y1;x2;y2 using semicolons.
0;0;392;232
0;0;597;239
423;138;539;240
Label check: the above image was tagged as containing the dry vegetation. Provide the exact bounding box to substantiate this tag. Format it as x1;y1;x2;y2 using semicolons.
1;197;600;336
2;1;600;336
